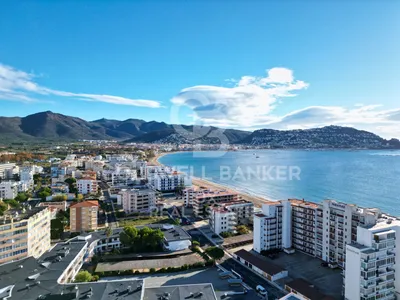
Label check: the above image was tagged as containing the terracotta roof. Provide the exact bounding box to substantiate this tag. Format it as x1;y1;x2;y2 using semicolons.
70;200;99;208
289;198;319;208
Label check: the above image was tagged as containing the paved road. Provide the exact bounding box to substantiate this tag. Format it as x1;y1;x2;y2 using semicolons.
101;185;118;229
221;258;285;300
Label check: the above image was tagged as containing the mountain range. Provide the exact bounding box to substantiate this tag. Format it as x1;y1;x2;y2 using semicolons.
0;111;399;149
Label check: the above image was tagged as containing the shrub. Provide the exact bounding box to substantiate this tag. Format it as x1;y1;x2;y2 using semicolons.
134;270;140;274
91;275;99;281
149;268;156;273
192;240;200;247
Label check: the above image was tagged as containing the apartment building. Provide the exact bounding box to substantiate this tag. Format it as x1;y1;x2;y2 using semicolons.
321;199;379;267
77;178;98;195
253;200;290;253
193;190;241;216
291;199;322;258
208;200;254;234
253;198;380;268
84;160;105;172
70;200;99;232
0;206;51;264
120;188;156;213
345;215;399;300
0;163;17;180
51;182;70;194
0;181;18;199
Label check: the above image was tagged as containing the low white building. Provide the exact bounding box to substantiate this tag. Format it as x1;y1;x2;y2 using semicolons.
84;160;105;172
120;187;156;213
345;215;399;300
77;178;98;195
0;181;18;199
233;249;288;282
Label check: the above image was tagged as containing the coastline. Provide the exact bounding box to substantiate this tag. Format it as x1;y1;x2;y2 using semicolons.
155;151;274;208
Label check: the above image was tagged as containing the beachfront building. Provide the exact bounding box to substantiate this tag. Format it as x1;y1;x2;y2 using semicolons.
253;199;381;267
148;172;190;192
192;190;241;217
208;200;254;234
0;206;51;264
120;187;156;213
77;178;98;195
253;200;291;252
70;200;99;232
344;215;399;300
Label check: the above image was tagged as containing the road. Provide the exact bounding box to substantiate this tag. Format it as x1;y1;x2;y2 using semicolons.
220;257;285;300
100;182;118;229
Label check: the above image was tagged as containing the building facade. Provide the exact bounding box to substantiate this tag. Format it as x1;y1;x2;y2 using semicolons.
345;216;399;300
70;200;99;232
120;188;156;213
0;181;18;199
193;190;241;216
208;200;254;234
77;179;98;195
0;207;51;264
0;163;17;180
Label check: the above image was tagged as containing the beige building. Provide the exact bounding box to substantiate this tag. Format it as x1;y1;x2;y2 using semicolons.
70;200;99;232
192;190;241;216
0;206;51;264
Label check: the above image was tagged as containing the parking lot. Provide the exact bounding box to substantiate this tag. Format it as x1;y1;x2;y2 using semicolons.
250;251;343;299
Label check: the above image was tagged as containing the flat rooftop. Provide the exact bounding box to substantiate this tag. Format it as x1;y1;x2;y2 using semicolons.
142;283;216;300
0;240;144;300
234;249;286;275
1;206;47;224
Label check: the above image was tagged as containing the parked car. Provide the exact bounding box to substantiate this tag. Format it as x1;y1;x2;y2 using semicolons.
328;263;339;269
256;285;268;296
321;262;329;267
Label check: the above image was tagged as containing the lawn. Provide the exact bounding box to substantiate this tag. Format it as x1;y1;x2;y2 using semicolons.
119;216;173;227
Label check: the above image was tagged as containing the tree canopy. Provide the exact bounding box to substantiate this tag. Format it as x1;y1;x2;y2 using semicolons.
74;270;92;282
119;226;164;253
205;246;224;261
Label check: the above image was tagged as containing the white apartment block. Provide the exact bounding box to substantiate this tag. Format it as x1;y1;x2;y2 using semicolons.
77;179;98;195
345;215;399;300
208;200;254;234
0;181;18;199
253;200;291;253
0;163;17;180
193;190;240;216
148;173;190;192
183;187;199;207
253;199;380;268
120;188;156;213
19;167;34;182
84;160;105;172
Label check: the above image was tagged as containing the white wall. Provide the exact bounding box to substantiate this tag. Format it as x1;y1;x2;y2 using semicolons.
165;240;191;251
344;245;361;300
281;200;292;249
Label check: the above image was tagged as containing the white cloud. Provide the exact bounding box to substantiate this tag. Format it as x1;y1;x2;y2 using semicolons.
171;67;309;127
170;67;400;138
0;63;161;107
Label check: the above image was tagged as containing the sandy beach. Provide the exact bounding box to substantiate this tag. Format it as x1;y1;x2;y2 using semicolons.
154;151;274;208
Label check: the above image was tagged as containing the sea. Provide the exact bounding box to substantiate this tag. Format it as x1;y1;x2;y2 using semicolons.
158;150;400;216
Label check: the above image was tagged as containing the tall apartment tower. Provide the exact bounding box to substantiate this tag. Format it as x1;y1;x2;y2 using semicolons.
345;216;399;300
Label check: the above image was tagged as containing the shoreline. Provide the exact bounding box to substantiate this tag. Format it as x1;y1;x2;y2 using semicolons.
154;151;274;207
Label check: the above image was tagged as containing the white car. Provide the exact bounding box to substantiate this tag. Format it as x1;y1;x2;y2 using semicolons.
256;285;268;296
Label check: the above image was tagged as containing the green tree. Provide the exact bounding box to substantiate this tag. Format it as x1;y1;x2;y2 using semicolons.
50;218;64;239
192;240;200;247
52;194;67;202
38;187;52;200
4;199;20;209
74;270;92;282
15;192;29;202
33;174;41;184
205;246;224;261
0;201;8;216
119;226;139;247
236;225;250;235
105;226;113;248
64;178;77;193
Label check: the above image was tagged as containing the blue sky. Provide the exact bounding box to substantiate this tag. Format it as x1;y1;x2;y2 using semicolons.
1;1;400;137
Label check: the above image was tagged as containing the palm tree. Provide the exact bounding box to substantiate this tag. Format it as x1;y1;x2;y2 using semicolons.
105;227;113;251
